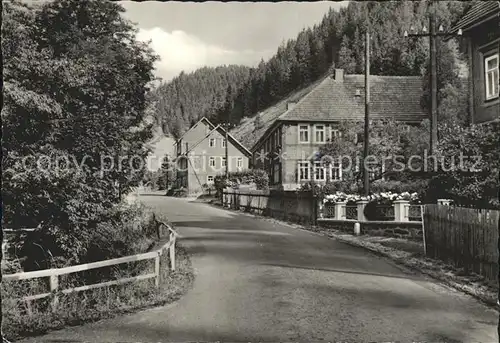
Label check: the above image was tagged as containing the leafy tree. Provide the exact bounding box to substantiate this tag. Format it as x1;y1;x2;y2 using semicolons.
2;0;157;264
319;119;430;185
428;121;500;208
337;36;356;74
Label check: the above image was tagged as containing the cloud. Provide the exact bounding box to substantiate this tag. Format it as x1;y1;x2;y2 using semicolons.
136;28;271;81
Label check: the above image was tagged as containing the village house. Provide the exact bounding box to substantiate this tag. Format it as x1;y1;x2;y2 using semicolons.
449;1;500;124
249;69;427;191
174;117;251;194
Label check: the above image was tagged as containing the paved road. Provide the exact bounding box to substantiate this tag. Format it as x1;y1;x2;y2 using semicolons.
18;196;498;342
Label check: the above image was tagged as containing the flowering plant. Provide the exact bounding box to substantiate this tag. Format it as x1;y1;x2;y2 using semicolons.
323;191;420;204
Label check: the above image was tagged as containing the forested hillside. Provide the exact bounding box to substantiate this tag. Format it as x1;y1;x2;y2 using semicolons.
150;65;252;138
152;1;473;139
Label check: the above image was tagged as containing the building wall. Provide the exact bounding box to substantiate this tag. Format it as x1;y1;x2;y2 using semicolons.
282;122;344;190
176;119;250;194
252;124;283;188
252;121;343;190
470;19;500;124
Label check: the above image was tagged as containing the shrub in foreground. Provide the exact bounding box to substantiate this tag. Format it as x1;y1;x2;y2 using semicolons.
10;201;159;272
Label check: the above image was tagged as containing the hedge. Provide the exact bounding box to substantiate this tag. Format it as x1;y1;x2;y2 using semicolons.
214;169;269;195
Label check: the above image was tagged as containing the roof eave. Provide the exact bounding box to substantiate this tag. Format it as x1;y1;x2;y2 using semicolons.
447;7;500;39
216;126;252;157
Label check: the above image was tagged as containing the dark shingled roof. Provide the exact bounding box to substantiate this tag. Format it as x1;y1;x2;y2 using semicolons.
279;74;426;122
247;73;427;151
450;1;500;33
230;77;325;150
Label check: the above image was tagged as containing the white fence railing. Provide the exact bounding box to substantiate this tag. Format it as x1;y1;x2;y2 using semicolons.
3;221;178;311
322;200;424;222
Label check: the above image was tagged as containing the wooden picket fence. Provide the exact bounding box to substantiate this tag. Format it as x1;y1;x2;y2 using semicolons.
2;221;178;311
423;205;499;284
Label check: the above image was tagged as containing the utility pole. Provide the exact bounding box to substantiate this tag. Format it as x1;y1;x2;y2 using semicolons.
429;6;438;155
225;126;229;179
363;16;371;196
403;1;462;155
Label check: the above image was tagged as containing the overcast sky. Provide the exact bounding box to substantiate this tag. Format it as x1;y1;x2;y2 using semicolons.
119;1;348;82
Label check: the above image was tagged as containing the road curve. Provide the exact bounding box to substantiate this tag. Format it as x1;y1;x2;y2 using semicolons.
17;195;498;342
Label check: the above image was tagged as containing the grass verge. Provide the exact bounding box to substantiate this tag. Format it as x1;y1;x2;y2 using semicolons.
1;243;194;341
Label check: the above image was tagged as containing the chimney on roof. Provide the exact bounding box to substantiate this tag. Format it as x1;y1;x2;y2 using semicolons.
333;69;344;82
287;102;296;111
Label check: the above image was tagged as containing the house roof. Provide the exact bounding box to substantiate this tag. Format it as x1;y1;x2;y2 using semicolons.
177;116;251;157
174;117;215;145
449;1;500;34
250;74;426;151
230;76;326;150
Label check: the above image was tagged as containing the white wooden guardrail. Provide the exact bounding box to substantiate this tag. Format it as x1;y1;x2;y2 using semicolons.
3;221;178;311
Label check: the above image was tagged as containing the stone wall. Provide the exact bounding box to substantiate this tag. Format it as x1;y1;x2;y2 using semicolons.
223;188;317;225
318;219;423;241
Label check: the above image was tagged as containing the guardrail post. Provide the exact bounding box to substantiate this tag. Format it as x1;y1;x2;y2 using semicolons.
169;234;176;271
154;251;161;288
50;274;59;310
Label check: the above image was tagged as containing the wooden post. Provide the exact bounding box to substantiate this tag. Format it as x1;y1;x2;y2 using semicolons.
50;274;59;310
363;29;371;196
169;235;176;271
25;300;33;316
421;205;427;256
429;3;438;154
154;251;161;288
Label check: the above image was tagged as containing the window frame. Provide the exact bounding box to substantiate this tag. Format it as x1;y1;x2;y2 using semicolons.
207;175;214;183
298;161;311;181
485;53;499;101
209;138;216;147
330;161;343;181
314;124;326;143
237;157;243;169
298;124;310;144
221;157;226;168
221;138;226;148
330;127;342;140
209;156;216;168
313;161;326;181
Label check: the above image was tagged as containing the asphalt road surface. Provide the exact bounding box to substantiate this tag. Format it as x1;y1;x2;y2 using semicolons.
17;195;498;342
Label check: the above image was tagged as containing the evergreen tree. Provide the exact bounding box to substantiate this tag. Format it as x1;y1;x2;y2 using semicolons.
337;36;356;73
